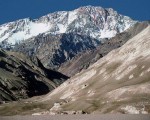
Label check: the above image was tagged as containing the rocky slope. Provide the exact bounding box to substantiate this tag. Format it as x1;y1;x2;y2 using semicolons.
38;25;150;114
59;21;150;76
13;33;100;69
0;49;68;102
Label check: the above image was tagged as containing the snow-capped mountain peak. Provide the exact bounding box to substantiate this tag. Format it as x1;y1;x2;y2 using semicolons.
0;6;136;46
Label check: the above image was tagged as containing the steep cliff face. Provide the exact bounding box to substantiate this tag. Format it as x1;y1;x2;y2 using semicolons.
0;49;68;102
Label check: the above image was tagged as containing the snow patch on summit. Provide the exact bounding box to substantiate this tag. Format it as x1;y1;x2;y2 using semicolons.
68;11;77;25
0;22;51;44
57;24;67;33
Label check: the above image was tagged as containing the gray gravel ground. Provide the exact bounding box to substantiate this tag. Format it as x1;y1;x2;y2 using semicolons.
0;115;150;120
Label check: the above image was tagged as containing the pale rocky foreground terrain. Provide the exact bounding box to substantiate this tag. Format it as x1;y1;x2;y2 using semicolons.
1;115;150;120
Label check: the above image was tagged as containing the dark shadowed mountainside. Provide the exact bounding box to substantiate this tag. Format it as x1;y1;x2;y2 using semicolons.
0;49;68;102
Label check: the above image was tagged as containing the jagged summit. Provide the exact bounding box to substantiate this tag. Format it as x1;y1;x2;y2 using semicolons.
0;6;136;46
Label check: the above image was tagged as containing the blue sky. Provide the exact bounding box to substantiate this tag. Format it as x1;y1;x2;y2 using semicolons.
0;0;149;25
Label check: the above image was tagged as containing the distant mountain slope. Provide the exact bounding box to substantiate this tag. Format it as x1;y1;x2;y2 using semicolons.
0;6;136;70
40;25;150;114
59;21;150;76
0;49;68;102
0;6;135;47
13;33;100;69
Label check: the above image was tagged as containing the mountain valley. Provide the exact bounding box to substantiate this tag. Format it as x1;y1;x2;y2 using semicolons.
0;6;149;116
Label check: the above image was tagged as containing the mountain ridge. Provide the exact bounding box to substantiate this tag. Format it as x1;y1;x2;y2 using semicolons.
0;6;136;47
0;6;137;70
